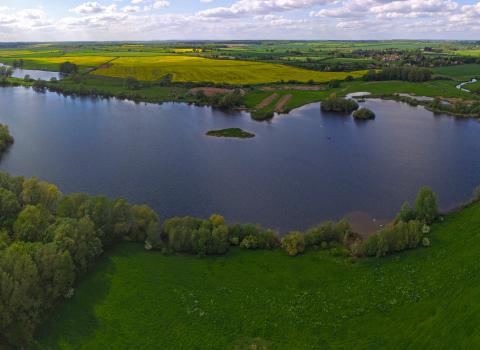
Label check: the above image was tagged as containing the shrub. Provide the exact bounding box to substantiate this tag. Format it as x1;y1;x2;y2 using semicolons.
304;220;351;248
321;96;359;113
415;187;438;224
396;201;416;223
353;108;375;120
240;234;259;249
281;231;305;256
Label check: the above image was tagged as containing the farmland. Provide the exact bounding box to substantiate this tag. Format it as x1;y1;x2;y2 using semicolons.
34;202;480;349
92;56;366;84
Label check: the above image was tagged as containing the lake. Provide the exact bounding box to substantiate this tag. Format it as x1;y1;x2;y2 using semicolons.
1;86;480;232
0;63;62;80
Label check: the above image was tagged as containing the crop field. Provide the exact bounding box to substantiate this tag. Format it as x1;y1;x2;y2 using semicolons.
0;49;62;57
433;64;480;80
454;50;480;57
33;203;480;349
92;56;366;84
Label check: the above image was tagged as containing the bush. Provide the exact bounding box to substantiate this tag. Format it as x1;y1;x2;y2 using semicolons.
353;108;375;120
281;231;305;256
304;220;351;249
321;96;359;113
59;62;78;74
415;187;438;224
362;220;424;257
162;216;229;255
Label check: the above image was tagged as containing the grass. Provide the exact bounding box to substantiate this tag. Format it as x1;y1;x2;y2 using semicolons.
467;81;480;93
48;75;191;103
33;202;480;349
338;80;477;99
433;64;480;81
92;56;366;84
246;89;331;120
206;128;255;139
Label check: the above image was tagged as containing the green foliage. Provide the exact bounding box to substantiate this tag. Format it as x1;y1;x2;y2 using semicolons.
206;128;255;139
321;96;359;113
281;231;305;256
21;177;61;211
59;61;78;74
13;205;51;242
352;107;375;120
162;216;229;255
0;172;160;347
415;187;439;224
362;220;424;257
304;220;351;249
364;66;432;82
397;201;416;223
0;124;13;153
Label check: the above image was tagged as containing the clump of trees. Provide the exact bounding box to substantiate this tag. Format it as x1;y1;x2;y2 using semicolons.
194;91;244;111
0;65;13;84
359;187;438;257
353;108;376;120
363;66;432;82
321;95;359;113
0;173;160;347
0;124;14;153
59;62;78;75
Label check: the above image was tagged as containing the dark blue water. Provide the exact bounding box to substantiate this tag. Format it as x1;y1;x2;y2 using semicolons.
0;63;61;80
1;86;479;231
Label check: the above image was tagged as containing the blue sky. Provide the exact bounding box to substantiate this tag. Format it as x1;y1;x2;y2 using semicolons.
0;0;479;41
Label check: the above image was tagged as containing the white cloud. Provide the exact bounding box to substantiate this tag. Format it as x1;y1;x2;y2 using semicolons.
70;2;116;15
197;0;336;18
153;1;170;9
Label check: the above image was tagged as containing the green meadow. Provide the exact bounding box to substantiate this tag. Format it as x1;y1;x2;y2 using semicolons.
34;203;480;349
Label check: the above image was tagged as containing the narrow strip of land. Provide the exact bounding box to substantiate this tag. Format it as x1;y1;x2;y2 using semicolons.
256;93;279;110
274;94;293;112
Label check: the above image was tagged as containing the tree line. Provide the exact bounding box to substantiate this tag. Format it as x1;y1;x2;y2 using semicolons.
0;173;159;347
0;167;454;347
363;66;432;82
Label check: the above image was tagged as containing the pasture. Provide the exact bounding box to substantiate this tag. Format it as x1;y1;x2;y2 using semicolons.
433;64;480;81
92;56;366;84
33;203;480;349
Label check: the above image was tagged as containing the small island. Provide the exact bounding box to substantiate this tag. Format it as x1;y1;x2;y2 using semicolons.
353;108;376;120
206;128;255;139
321;96;359;113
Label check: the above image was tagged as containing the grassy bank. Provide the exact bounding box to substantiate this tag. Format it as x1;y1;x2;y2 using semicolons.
34;202;480;349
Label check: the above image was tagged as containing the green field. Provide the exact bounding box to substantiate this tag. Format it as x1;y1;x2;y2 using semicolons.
34;202;480;349
433;64;480;81
92;56;366;84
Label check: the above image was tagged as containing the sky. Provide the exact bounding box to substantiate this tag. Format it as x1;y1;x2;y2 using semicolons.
0;0;480;41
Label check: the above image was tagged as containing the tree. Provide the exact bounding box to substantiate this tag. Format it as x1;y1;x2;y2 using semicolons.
13;205;50;242
52;217;102;274
397;201;416;223
59;61;78;74
0;188;21;229
129;205;160;242
415;187;438;224
281;232;305;256
21;177;61;211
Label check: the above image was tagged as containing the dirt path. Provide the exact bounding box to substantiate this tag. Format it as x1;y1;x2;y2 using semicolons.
256;93;278;110
274;94;293;112
190;87;233;96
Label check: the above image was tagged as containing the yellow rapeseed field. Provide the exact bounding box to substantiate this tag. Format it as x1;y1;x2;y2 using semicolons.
0;50;60;57
26;56;114;66
92;56;366;84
